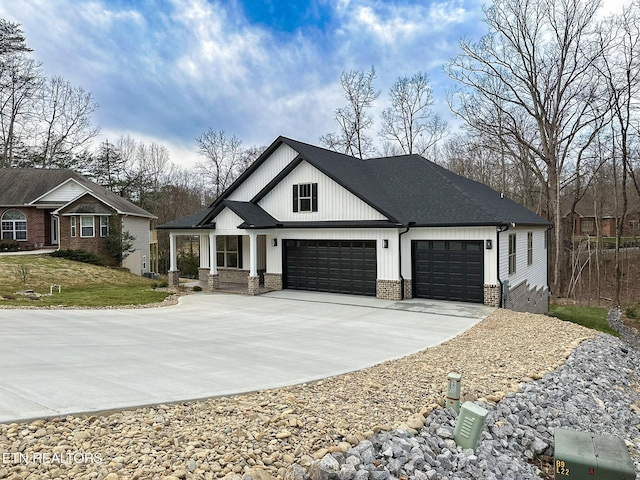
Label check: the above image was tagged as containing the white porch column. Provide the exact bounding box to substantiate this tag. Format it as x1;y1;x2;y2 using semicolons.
199;235;210;268
249;232;258;277
209;233;217;274
169;233;177;271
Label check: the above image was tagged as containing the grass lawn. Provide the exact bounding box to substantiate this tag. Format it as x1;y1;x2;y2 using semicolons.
550;304;618;336
0;255;172;307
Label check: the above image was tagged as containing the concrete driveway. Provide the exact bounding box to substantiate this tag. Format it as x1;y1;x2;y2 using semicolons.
0;291;494;423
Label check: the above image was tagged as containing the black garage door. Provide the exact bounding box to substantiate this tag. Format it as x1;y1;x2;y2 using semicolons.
412;240;484;303
284;240;377;296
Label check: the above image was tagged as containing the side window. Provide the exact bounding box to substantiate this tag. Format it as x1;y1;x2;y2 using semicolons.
71;216;77;237
527;231;533;266
508;233;516;275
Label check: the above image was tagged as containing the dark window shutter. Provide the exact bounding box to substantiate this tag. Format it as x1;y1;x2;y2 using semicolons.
237;235;243;269
293;184;299;212
311;183;318;212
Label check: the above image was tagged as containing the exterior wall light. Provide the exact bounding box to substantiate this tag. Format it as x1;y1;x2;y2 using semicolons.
272;238;278;247
383;239;388;248
486;239;492;249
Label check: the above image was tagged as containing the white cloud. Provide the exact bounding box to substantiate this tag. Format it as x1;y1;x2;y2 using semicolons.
78;1;144;28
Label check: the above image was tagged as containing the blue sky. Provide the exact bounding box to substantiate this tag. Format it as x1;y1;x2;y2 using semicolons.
0;0;620;167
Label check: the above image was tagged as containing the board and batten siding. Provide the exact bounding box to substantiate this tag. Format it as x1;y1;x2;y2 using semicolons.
213;208;244;232
401;227;499;285
227;143;299;202
259;161;387;222
37;179;88;203
266;228;399;280
498;227;547;289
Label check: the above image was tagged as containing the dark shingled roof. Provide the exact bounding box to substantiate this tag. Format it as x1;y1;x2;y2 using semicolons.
157;207;212;229
0;168;154;218
160;136;550;230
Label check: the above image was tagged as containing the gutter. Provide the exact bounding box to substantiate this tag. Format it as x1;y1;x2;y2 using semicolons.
398;222;414;299
496;224;510;307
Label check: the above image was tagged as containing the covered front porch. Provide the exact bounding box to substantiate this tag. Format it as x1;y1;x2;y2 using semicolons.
167;230;274;295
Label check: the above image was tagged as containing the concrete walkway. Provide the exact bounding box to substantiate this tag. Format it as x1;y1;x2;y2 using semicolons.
0;292;493;423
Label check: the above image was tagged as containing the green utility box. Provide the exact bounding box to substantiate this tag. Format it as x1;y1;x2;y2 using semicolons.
453;401;488;450
554;428;636;479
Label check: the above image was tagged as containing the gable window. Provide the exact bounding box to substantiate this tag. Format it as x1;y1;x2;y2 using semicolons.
527;231;533;266
70;216;77;237
1;209;27;241
80;216;94;237
293;183;318;212
508;233;517;275
100;216;109;237
216;235;239;268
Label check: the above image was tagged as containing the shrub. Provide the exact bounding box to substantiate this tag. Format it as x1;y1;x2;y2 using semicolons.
50;249;107;266
625;305;638;319
192;285;203;292
0;239;20;252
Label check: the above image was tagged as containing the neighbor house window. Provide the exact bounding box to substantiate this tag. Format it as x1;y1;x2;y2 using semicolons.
216;236;239;268
292;183;318;212
1;209;27;241
100;216;109;237
508;233;517;275
80;216;94;237
630;219;639;231
581;219;594;233
527;232;533;266
70;216;77;237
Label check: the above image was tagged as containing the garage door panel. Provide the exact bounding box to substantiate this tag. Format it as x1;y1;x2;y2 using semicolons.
284;240;377;296
413;240;484;304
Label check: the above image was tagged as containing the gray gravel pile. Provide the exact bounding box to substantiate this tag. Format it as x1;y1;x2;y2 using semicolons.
304;333;640;480
609;307;640;350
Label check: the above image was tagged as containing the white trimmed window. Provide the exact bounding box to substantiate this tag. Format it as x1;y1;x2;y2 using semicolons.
581;219;594;233
508;233;517;275
216;236;239;268
70;216;77;237
630;219;639;231
80;216;94;237
527;231;533;266
1;209;27;241
100;216;109;237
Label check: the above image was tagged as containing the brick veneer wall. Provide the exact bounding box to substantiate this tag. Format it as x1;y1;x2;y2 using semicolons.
504;280;550;314
483;284;501;307
0;207;49;249
219;268;265;284
264;273;283;290
59;215;110;260
376;279;402;301
403;279;413;299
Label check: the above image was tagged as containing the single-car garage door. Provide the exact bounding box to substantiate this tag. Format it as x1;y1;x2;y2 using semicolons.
284;240;377;296
412;240;484;303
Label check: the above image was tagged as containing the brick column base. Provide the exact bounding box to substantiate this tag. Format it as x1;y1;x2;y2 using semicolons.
403;279;413;299
198;267;210;282
248;276;260;295
168;270;180;287
376;279;402;301
264;273;283;290
208;273;219;291
483;284;501;307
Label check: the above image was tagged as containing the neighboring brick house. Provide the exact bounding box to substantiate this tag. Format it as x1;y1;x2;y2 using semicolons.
160;136;551;314
562;193;640;238
0;169;156;276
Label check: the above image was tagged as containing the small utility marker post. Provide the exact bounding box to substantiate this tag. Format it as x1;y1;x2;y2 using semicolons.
446;372;462;412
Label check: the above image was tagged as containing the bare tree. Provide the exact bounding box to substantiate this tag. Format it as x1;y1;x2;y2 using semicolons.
380;72;448;156
320;67;380;159
31;76;99;167
445;0;607;294
195;129;245;199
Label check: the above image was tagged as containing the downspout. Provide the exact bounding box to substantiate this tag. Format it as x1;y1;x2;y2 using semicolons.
398;222;414;299
496;224;510;307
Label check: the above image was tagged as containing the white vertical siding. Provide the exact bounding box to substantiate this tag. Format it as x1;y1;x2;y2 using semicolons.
228;144;298;201
498;227;548;289
267;228;399;279
401;227;498;285
259;161;387;221
213;208;244;231
122;216;151;275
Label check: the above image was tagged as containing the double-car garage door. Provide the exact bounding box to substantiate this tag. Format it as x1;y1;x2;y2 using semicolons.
412;240;484;303
282;238;484;303
284;240;376;296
